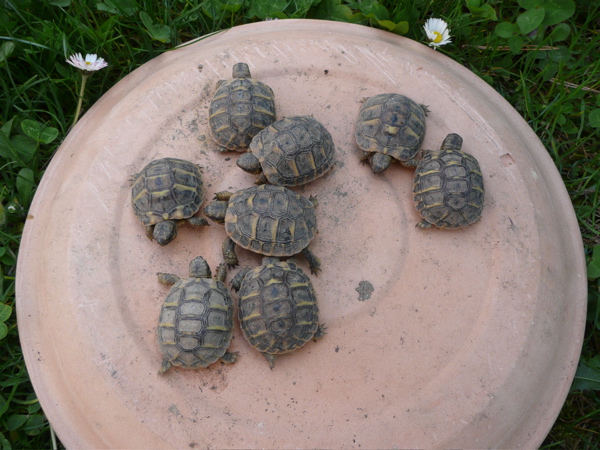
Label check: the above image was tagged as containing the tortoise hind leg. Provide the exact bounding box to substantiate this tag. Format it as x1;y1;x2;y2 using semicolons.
220;351;239;365
302;246;321;275
158;358;172;375
416;219;433;229
314;323;327;341
263;353;277;370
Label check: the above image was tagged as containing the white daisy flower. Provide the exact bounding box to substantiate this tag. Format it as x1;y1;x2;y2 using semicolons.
66;53;108;72
424;18;452;49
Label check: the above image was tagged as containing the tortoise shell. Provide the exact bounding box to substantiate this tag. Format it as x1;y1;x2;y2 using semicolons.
413;133;485;229
157;257;236;373
233;258;325;368
243;115;336;186
208;62;276;151
131;157;204;226
225;184;317;257
355;93;427;172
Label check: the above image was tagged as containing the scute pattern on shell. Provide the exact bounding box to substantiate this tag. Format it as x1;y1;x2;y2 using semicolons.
237;260;320;355
209;64;276;151
249;116;336;185
225;185;317;256
355;93;426;162
413;144;484;229
132;158;204;226
158;277;234;369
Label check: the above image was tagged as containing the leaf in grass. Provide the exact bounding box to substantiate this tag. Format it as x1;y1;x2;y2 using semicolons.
21;120;59;144
359;0;389;20
495;21;517;38
516;8;545;34
571;356;600;392
139;11;172;43
0;322;7;340
0;132;36;166
221;0;244;13
96;0;138;16
24;414;45;436
377;20;409;35
309;0;353;22
247;0;288;19
0;433;9;449
11;135;37;163
0;393;7;417
508;35;524;54
0;41;15;65
542;0;575;26
467;0;498;20
0;303;11;322
588;244;600;279
589;108;600;128
27;400;41;415
6;414;28;431
548;22;570;42
518;0;544;9
16;168;36;208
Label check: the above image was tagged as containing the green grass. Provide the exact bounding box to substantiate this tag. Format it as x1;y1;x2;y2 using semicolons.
1;0;599;448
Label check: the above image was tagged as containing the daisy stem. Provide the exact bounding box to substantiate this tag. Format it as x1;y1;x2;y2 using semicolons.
72;73;89;128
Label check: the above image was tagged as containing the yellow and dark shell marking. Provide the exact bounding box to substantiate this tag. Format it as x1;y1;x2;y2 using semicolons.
158;277;234;369
209;62;276;151
413;134;484;229
225;184;317;256
355;93;426;162
237;260;321;358
132;158;204;226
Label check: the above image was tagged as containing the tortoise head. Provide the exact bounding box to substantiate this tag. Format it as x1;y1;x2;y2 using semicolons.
203;200;228;224
153;220;178;246
236;152;262;175
441;133;463;152
370;152;393;174
189;256;211;279
232;62;251;78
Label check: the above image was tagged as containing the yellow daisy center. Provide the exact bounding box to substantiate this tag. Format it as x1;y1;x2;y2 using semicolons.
433;31;443;43
85;61;91;65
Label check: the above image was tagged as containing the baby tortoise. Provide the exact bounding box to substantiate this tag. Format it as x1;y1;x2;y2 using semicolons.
237;115;336;186
131;157;208;246
355;93;428;173
208;62;276;151
204;184;321;274
157;256;237;373
231;256;326;368
413;133;485;229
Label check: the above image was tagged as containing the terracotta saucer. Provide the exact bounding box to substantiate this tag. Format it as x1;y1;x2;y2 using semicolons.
17;19;587;449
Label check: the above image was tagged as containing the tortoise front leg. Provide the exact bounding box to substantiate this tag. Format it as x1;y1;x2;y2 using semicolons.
145;225;154;240
187;216;209;227
222;236;239;268
400;158;419;169
157;273;180;286
230;267;251;292
254;173;268;185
